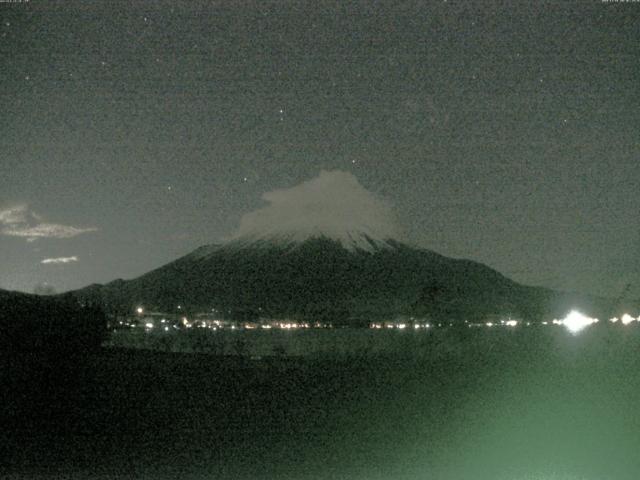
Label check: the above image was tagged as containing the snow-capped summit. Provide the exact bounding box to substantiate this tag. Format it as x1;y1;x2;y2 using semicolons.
225;170;403;252
188;229;396;261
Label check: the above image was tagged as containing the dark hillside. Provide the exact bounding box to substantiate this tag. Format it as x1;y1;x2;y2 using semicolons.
72;237;622;323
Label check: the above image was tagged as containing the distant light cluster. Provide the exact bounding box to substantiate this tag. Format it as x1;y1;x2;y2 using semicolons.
113;307;333;332
111;306;640;336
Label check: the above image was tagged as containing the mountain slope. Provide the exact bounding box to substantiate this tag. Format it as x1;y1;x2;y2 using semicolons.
72;236;620;324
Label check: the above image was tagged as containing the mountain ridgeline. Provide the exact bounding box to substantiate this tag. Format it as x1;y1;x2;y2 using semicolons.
73;235;621;325
0;289;107;352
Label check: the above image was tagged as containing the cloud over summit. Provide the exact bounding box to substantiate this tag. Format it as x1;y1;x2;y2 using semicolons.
230;170;402;247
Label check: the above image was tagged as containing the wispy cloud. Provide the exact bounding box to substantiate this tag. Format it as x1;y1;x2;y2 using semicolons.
41;256;79;264
0;205;97;241
6;224;97;239
0;205;32;224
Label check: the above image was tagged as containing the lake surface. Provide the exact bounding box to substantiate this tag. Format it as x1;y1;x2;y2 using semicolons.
4;324;640;479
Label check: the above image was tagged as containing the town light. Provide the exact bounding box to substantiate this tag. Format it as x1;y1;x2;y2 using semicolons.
621;314;635;325
562;310;597;334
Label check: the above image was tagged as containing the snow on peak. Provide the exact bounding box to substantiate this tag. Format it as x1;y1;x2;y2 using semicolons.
227;230;396;253
226;170;403;251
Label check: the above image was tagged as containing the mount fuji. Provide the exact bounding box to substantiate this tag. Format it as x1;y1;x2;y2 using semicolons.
73;171;621;323
72;230;618;325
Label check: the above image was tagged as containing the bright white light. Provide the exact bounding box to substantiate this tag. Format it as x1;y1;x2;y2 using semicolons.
505;320;518;327
397;323;406;329
136;307;143;314
485;322;493;327
561;310;597;334
610;317;619;323
621;314;635;326
145;322;154;329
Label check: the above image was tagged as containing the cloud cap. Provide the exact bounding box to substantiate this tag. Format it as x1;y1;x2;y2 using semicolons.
230;170;403;249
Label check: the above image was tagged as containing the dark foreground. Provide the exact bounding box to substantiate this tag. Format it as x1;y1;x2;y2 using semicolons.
3;326;640;480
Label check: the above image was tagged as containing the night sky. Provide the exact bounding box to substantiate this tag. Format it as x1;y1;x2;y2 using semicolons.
1;1;638;297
